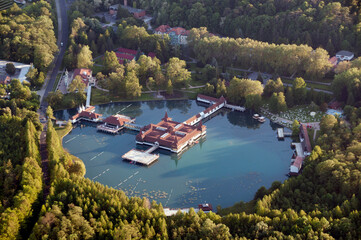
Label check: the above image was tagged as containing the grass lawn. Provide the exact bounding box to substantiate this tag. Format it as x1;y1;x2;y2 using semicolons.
53;73;62;91
94;57;103;65
91;65;104;75
278;105;326;122
282;78;331;91
55;123;72;140
91;88;159;105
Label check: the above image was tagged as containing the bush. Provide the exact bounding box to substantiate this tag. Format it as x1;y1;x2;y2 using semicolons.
5;63;16;75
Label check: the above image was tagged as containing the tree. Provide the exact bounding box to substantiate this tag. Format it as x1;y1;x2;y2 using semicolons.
285;86;294;108
103;51;121;75
165;57;191;87
245;94;262;112
292;120;300;136
46;106;54;119
5;63;16;75
68;75;86;93
77;45;93;69
293;77;307;105
26;67;38;85
320;115;337;134
124;70;142;99
204;83;215;96
227;78;263;104
166;79;173;95
34;72;45;87
216;79;227;97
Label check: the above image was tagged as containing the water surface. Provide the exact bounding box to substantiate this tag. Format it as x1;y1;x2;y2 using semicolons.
57;100;292;208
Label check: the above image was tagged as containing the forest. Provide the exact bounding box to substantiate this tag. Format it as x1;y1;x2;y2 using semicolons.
136;0;361;56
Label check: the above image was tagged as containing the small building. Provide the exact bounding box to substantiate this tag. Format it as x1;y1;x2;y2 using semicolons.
97;114;134;134
155;25;171;35
299;124;312;155
115;48;155;64
109;4;146;19
336;50;354;61
154;25;189;45
70;106;102;123
290;156;304;175
72;68;94;87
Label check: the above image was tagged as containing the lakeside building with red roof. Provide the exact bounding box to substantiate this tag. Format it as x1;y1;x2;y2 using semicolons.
290;156;304;175
136;112;206;153
299;124;312;154
70;106;102;123
97;114;134;134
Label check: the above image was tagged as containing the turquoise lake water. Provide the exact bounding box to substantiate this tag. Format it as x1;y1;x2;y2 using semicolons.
56;100;292;208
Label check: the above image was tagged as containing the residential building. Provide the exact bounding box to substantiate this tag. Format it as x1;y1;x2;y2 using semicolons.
336;50;354;61
72;68;94;87
290;156;304;175
154;25;189;45
109;3;146;19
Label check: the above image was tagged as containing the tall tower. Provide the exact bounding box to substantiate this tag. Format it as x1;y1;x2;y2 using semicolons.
124;0;127;6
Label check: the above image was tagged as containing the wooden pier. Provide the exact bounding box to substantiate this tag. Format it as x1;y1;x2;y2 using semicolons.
122;143;159;166
124;123;143;131
277;128;292;139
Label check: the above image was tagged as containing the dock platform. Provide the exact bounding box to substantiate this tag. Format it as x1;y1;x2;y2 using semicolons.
122;149;159;166
97;125;123;134
277;128;292;139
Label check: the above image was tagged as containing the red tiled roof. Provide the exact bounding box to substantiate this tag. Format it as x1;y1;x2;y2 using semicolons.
115;53;135;60
73;68;92;86
181;30;190;36
292;156;304;169
136;116;205;150
155;25;171;33
329;56;337;66
117;48;137;55
167;27;186;35
0;75;10;85
300;124;312;153
104;114;132;126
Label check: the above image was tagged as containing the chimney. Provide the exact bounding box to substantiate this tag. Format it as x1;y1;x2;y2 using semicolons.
124;0;127;6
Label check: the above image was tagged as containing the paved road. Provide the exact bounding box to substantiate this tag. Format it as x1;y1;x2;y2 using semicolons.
39;0;69;110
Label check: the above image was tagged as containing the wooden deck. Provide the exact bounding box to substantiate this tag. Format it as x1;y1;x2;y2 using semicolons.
122;149;159;166
97;125;123;134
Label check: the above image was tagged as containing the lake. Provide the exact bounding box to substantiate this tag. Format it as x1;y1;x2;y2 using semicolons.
56;100;292;208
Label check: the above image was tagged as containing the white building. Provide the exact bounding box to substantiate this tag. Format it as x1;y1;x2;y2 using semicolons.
336;50;354;61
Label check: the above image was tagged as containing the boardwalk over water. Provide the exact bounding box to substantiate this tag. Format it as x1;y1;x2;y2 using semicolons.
122;143;159;166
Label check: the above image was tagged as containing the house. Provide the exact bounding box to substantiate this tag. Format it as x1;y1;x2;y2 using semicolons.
115;48;156;64
336;50;354;61
154;25;189;45
109;3;146;19
299;124;312;155
155;25;171;35
180;30;190;45
72;68;94;87
289;156;304;175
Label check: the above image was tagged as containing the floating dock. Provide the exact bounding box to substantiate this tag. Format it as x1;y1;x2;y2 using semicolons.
277;128;292;139
122;144;159;166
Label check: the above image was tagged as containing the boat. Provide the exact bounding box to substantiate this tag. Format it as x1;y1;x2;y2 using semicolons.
198;203;213;211
252;114;259;119
258;116;265;123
